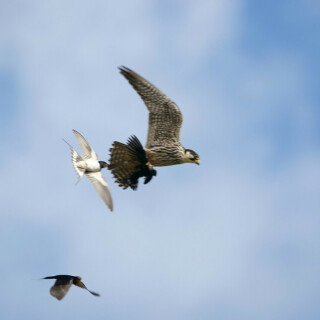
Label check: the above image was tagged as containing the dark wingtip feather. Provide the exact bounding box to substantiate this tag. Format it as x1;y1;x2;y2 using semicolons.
126;135;147;164
126;135;143;151
118;66;141;84
118;65;131;74
88;290;100;297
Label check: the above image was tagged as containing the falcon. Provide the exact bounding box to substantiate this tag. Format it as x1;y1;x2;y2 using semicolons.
108;66;200;190
64;129;113;211
43;275;100;300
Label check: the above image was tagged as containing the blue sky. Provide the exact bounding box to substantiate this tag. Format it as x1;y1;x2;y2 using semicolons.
0;1;319;319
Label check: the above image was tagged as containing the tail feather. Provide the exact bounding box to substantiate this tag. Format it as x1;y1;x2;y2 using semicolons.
108;136;156;190
63;139;86;181
108;141;140;189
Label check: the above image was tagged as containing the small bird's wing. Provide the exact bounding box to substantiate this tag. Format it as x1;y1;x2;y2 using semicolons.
50;279;73;300
86;172;113;211
119;66;183;148
72;129;98;160
75;280;100;297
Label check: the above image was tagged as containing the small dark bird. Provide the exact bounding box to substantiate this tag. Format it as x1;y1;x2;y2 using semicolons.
43;275;100;300
109;135;157;190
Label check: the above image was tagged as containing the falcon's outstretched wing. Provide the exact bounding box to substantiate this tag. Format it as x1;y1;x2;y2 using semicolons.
119;66;183;148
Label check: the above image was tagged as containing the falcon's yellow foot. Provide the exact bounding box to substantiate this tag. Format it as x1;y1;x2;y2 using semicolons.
145;161;154;170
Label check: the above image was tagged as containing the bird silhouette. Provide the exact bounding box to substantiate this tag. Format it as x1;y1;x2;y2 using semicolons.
43;275;100;300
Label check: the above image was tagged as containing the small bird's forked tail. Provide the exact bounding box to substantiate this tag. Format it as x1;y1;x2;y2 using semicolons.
63;139;86;182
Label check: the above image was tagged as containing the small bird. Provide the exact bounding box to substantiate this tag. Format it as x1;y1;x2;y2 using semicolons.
64;129;113;211
43;275;100;300
108;66;200;190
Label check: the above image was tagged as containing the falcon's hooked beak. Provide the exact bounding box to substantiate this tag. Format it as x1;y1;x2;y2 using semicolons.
195;158;200;165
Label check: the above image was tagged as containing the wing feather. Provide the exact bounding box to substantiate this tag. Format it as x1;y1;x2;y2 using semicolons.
119;66;183;148
73;129;98;160
50;279;72;300
86;172;113;211
63;139;86;179
75;281;100;297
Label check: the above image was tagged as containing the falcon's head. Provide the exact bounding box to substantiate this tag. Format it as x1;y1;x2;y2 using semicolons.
184;149;200;165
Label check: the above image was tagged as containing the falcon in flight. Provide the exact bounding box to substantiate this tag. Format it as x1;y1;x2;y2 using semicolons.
109;66;200;190
43;275;100;300
64;129;113;211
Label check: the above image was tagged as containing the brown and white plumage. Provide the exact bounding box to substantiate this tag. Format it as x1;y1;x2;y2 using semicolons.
43;275;100;300
119;66;199;166
108;66;199;189
64;129;113;211
119;66;183;151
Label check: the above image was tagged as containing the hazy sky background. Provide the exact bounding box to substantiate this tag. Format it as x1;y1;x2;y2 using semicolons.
0;1;319;319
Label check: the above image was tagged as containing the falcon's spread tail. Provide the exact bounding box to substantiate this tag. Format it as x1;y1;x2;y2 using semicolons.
108;135;157;190
63;139;86;182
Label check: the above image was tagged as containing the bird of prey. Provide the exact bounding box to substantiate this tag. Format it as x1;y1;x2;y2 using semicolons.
108;66;200;190
43;275;100;300
64;129;113;211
